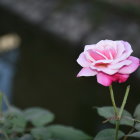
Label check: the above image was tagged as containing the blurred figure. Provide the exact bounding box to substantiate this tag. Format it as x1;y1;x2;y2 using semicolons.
0;34;21;110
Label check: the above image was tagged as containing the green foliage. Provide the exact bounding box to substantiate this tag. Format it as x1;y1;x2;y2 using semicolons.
96;106;134;126
94;129;125;140
96;104;140;140
134;104;140;120
135;123;140;131
24;107;55;127
1;99;140;140
0;106;92;140
31;127;52;139
127;104;140;139
30;125;93;140
46;125;92;140
3;106;27;134
127;132;140;138
19;134;34;140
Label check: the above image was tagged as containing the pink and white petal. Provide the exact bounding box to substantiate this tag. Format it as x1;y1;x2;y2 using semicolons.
114;41;133;63
88;50;106;61
97;40;116;50
123;41;133;55
109;60;132;70
114;52;132;63
108;48;117;59
77;68;97;77
121;41;133;59
84;44;96;51
84;51;95;62
96;40;107;50
97;72;113;86
77;52;90;67
100;67;118;75
91;61;117;75
116;41;125;57
96;49;114;59
94;59;113;64
90;65;118;75
119;56;140;74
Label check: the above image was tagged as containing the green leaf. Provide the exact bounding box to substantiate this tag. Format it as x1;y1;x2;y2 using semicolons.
94;129;125;140
9;138;19;140
19;134;34;140
46;125;92;140
4;106;23;115
96;106;134;126
135;123;140;131
4;112;27;133
127;132;140;138
24;107;55;127
134;104;140;120
31;127;52;140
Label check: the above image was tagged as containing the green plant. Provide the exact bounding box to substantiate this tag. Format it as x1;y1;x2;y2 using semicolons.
0;93;92;140
94;86;140;140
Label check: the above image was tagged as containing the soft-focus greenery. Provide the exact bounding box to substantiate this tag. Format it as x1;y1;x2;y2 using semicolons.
1;91;140;140
95;104;140;140
0;106;92;140
2;104;140;140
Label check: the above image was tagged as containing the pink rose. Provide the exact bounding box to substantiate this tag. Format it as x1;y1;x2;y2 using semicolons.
77;40;140;86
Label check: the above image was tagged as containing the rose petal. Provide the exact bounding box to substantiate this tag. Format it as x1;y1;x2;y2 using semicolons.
77;68;97;77
115;73;129;83
116;41;125;57
114;41;133;63
84;44;96;51
91;66;118;75
119;56;140;74
84;51;95;62
88;50;107;61
100;68;118;75
97;72;129;86
97;40;116;50
95;49;113;60
91;60;118;75
94;59;113;64
122;41;133;59
94;40;125;60
97;73;113;86
108;48;117;59
124;41;133;54
77;52;90;67
109;60;132;69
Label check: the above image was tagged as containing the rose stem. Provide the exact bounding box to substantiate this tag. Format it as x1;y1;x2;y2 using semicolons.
109;85;130;140
119;85;130;119
119;85;130;140
109;85;119;140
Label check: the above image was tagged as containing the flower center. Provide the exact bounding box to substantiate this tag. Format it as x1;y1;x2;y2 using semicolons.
95;62;109;68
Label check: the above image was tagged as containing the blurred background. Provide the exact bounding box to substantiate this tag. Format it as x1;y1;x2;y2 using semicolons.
0;0;140;138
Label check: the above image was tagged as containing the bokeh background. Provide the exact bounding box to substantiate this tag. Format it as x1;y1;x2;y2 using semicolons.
0;0;140;138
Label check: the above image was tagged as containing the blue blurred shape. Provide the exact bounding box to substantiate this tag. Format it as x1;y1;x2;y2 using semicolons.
0;49;19;110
